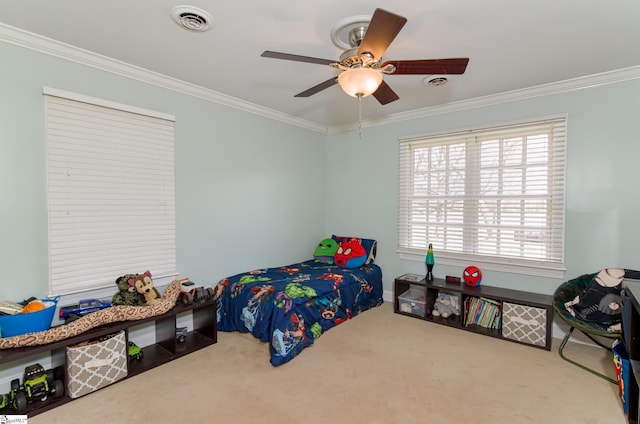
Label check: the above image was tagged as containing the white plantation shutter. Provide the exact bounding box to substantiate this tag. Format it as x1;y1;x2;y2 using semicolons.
398;116;566;275
44;87;176;295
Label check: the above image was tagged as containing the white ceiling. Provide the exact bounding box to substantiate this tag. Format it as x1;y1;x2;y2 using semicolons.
2;0;639;129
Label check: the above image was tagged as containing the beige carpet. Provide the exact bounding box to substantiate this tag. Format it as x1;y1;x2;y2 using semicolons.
30;302;624;424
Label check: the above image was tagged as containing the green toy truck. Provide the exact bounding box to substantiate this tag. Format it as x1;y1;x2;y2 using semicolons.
127;341;144;362
0;383;27;413
19;364;64;404
0;363;63;413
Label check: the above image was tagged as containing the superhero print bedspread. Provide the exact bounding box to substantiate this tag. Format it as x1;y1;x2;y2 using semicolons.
214;260;383;366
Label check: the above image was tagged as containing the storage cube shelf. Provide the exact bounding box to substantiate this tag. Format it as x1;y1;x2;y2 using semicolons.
0;299;217;417
394;275;553;350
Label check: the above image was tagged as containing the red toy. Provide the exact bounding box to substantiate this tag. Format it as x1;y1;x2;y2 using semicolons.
463;266;482;287
334;238;367;268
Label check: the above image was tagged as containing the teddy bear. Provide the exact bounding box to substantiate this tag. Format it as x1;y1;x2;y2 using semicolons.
112;273;146;306
432;292;460;318
134;270;162;305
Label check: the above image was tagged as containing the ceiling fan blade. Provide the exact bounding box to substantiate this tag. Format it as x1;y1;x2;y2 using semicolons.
372;80;399;105
261;51;335;66
294;77;338;98
383;58;470;75
357;9;407;61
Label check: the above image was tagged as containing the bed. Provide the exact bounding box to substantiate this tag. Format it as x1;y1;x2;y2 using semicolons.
213;236;383;366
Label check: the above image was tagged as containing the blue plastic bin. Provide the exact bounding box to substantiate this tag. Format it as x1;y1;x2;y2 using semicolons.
0;297;59;338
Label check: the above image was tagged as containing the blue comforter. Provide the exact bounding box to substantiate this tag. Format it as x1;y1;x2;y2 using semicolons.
214;260;383;366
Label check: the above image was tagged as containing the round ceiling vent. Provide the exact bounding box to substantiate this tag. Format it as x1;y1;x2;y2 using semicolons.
423;76;449;87
171;6;213;32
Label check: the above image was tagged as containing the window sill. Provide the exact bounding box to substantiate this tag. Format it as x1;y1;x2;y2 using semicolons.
397;250;565;279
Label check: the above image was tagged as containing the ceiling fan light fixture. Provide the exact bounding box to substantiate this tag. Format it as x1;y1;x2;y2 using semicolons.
338;68;383;98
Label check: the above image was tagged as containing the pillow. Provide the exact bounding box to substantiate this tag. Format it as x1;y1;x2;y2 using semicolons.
332;235;377;267
313;238;339;264
564;268;625;331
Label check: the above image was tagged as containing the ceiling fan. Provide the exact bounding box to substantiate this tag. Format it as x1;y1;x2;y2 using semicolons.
261;8;469;105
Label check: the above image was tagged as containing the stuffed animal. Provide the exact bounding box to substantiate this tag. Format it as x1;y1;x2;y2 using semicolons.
334;238;367;268
134;270;162;305
112;273;146;306
313;238;339;265
432;292;460;318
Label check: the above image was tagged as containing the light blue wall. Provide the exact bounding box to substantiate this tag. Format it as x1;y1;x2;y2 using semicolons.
326;79;640;295
2;39;639;303
0;42;326;301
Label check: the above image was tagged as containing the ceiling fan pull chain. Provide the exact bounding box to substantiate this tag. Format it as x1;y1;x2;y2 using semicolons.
358;93;363;140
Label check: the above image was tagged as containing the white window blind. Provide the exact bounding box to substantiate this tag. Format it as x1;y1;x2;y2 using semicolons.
45;88;177;295
398;117;566;274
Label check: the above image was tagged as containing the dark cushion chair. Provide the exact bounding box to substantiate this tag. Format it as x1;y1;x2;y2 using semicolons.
553;272;620;384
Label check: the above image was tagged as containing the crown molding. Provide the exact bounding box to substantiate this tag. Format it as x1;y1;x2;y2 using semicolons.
0;23;327;134
3;23;638;136
328;65;640;133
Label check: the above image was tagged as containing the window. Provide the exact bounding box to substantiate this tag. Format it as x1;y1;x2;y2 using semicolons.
45;87;176;295
398;117;566;277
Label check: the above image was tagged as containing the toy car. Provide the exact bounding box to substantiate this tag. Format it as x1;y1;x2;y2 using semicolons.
178;280;215;305
127;341;144;361
9;378;26;411
13;363;64;405
176;326;188;343
59;298;112;323
0;393;8;410
0;383;27;413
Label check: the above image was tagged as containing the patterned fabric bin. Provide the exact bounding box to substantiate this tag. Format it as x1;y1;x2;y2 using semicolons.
66;330;128;398
501;302;547;347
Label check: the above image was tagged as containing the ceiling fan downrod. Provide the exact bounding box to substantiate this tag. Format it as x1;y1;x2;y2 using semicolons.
348;26;367;48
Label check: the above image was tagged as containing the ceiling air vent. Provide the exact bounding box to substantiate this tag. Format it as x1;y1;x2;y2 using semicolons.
423;76;449;87
171;6;213;32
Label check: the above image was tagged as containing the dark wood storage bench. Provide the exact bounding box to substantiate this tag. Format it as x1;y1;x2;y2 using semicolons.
394;275;553;350
0;299;217;417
